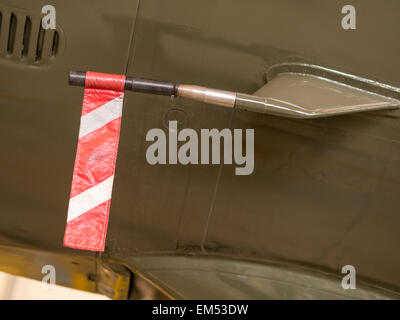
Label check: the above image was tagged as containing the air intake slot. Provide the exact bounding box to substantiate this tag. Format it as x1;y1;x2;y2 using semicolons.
6;13;17;54
0;7;63;66
51;30;59;57
35;23;44;62
21;16;31;57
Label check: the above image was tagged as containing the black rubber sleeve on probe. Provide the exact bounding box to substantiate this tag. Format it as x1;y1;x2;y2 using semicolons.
68;71;179;96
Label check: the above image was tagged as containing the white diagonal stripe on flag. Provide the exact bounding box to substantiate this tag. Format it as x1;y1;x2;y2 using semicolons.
67;175;115;222
78;95;123;138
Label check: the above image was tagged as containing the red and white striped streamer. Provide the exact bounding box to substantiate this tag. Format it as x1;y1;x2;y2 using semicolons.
64;72;126;251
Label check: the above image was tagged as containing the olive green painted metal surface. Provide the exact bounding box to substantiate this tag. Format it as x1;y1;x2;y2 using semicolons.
108;0;400;296
0;0;139;294
0;0;400;299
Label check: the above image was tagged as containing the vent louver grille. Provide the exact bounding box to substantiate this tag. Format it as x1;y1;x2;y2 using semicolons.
0;7;62;66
